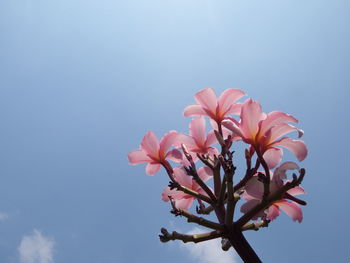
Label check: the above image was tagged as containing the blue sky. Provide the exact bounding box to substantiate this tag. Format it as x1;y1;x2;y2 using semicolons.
0;0;349;262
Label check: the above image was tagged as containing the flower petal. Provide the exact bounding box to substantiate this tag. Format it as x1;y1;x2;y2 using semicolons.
194;88;218;113
189;117;206;146
128;149;152;164
273;161;300;180
267;123;304;143
161;186;185;201
240;99;265;140
245;176;264;199
140;131;160;158
175;134;197;149
226;103;243;116
166;149;183;163
222;118;243;138
205;130;217;146
183;104;207;117
287;186;305;196
145;163;161;176
259;111;298;136
275;200;303;222
159;130;179;157
266;204;281;221
197;166;213;182
240;200;264;220
273;138;308;162
175;198;193;210
263;147;283;169
174;167;192;188
218;89;245;114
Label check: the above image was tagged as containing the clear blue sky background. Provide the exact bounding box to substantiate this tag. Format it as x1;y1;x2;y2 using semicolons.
0;0;349;262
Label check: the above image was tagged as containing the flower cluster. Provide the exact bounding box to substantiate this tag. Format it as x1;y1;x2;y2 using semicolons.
128;88;308;262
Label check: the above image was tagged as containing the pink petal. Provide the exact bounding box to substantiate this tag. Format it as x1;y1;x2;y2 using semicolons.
197;166;213;182
140;131;160;158
145;163;161;176
240;200;264;220
287;186;305;196
273;138;308;162
175;134;197;149
189;117;206;146
240;99;265;140
245;176;264;199
205;130;217;146
174;198;194;210
183;104;207;117
159;130;179;157
161;186;185;201
207;147;219;156
263;147;283;169
259;111;298;136
127;149;152;164
275;200;303;223
210;119;236;141
222;119;243;138
268;123;304;143
166;149;183;163
266;204;281;221
173;167;192;188
194;88;218;114
218;89;245;115
225;103;243;116
273;161;300;180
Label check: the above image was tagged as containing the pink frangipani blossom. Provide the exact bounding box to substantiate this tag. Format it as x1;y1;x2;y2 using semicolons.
183;88;245;124
241;162;305;223
177;117;218;157
222;99;307;168
128;131;182;176
162;166;213;210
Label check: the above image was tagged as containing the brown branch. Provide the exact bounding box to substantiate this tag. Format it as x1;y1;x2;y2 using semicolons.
241;219;270;231
236;168;306;229
181;144;217;203
159;228;223;243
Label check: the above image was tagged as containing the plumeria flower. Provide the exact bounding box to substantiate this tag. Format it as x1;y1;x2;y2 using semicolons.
241;162;305;223
161;166;213;210
177;117;219;157
183;88;245;124
222;99;307;168
128;131;182;176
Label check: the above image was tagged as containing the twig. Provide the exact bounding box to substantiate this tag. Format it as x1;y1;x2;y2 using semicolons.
159;228;223;243
241;219;270;231
236;168;306;229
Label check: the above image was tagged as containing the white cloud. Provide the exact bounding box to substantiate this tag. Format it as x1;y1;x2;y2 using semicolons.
180;227;239;263
0;212;9;221
18;229;55;263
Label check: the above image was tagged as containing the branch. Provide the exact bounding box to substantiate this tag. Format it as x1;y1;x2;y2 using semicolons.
233;158;260;192
170;199;224;231
241;219;270;231
182;144;217;203
168;181;213;205
236;168;306;228
159;228;223;243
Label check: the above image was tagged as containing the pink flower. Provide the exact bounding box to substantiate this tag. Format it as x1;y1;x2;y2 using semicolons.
178;117;218;156
183;88;245;123
162;166;213;210
222;99;307;168
241;162;305;223
128;131;182;176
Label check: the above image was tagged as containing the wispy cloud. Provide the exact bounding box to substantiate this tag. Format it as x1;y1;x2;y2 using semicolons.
0;212;9;221
180;227;239;263
18;229;55;263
